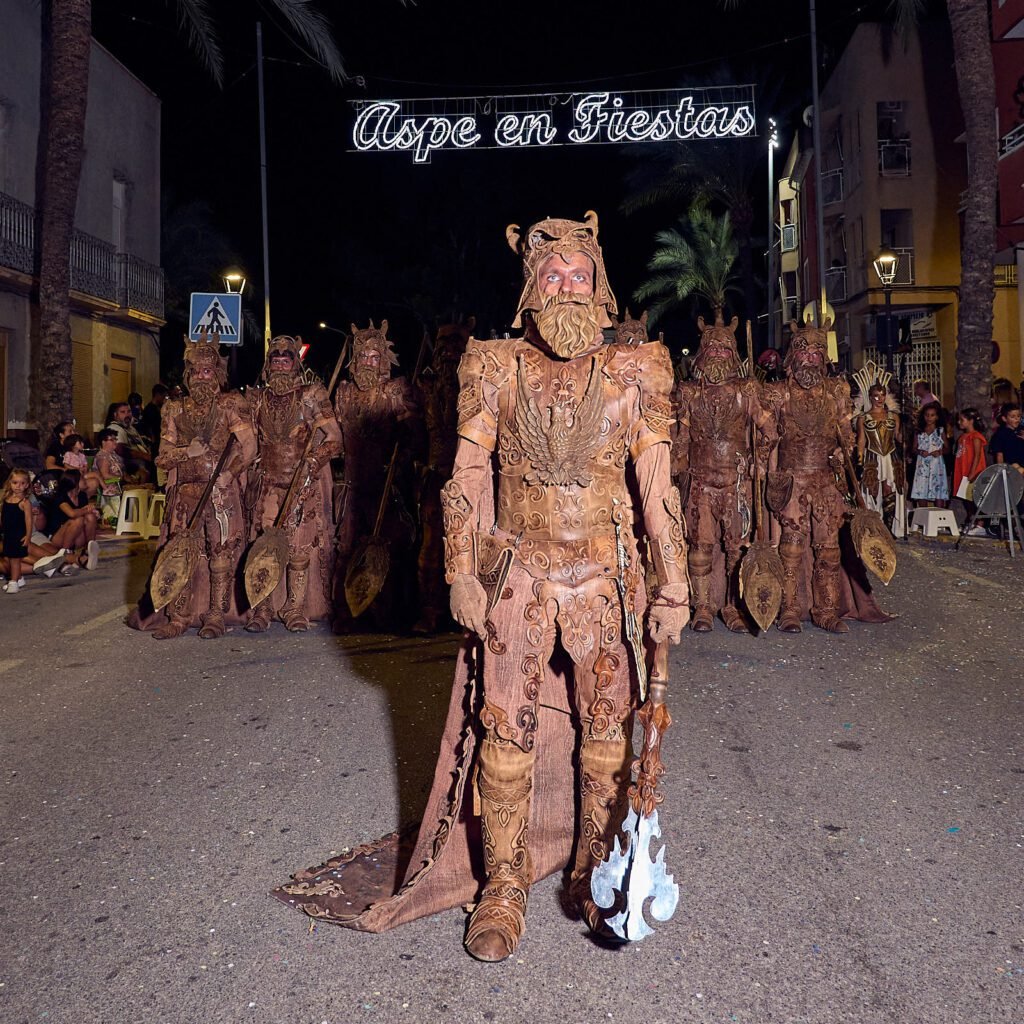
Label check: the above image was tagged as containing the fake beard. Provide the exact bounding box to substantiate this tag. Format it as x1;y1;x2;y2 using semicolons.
532;293;601;359
792;362;825;389
267;369;300;395
353;364;382;391
696;356;740;385
188;379;220;405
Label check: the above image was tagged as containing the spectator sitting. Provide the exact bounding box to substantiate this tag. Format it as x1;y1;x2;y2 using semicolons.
139;384;168;453
43;420;76;471
910;402;949;508
48;469;100;570
105;402;153;484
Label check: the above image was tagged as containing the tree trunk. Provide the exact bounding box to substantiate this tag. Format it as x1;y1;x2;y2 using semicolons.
947;0;997;416
35;0;92;436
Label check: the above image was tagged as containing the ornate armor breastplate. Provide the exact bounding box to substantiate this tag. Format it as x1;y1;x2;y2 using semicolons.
863;414;897;458
689;382;749;489
494;350;630;548
173;399;232;485
778;387;837;473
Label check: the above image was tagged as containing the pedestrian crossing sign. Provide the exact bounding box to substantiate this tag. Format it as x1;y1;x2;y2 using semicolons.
189;292;243;345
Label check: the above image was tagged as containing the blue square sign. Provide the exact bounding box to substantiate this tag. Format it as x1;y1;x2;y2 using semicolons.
189;292;243;345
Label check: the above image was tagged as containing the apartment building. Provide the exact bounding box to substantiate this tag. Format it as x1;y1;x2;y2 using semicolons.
0;0;164;441
774;20;1021;408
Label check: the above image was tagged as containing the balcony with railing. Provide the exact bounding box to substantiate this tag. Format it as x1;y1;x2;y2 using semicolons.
825;266;847;303
1000;122;1024;158
995;264;1018;288
821;168;844;206
0;189;163;321
879;140;911;177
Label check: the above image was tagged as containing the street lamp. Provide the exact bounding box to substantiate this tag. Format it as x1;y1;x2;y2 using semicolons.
223;268;247;294
318;321;348;337
872;246;900;373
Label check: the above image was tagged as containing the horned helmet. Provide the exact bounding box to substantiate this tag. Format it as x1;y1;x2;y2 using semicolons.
784;319;832;389
431;317;474;374
692;311;742;384
350;320;399;391
505;210;617;330
183;332;228;401
262;335;306;395
612;308;648;348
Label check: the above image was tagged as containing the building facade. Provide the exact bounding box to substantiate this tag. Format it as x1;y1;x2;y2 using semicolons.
773;20;1021;409
0;0;164;442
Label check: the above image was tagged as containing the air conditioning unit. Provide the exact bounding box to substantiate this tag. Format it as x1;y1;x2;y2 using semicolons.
780;224;798;252
879;101;904;113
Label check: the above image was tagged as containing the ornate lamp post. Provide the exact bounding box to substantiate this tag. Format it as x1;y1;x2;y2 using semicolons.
872;246;900;373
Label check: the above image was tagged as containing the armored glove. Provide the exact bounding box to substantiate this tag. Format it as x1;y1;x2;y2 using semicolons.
450;572;488;640
648;582;690;644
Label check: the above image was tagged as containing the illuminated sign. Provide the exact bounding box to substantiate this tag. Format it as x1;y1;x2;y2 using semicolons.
350;86;757;163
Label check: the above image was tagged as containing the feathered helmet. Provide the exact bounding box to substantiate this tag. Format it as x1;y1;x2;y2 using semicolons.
852;359;898;414
350;320;400;376
261;334;306;381
183;332;228;388
505;210;617;329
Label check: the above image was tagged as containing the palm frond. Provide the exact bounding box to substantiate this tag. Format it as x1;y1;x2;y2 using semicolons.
890;0;925;44
268;0;347;84
174;0;225;87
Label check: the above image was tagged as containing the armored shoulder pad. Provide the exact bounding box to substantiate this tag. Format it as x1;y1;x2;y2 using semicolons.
455;338;518;450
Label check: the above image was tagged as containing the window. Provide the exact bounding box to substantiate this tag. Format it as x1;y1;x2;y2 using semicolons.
0;102;10;194
877;102;911;176
880;209;915;284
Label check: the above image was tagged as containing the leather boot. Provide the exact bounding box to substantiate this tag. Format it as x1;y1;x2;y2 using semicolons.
569;736;632;939
281;556;310;632
688;545;714;632
245;601;273;633
464;736;535;962
810;544;848;633
153;589;191;639
198;557;232;639
777;535;804;634
720;547;750;634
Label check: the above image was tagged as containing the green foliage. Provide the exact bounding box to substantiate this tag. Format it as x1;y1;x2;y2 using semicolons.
634;203;742;326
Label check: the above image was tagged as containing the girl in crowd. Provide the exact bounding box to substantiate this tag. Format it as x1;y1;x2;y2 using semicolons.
0;469;33;592
49;470;100;570
43;421;76;470
910;402;949;508
953;408;988;535
93;428;124;524
62;432;102;498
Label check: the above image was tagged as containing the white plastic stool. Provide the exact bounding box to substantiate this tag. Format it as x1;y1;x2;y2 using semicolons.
144;492;166;539
910;507;960;538
116;488;150;537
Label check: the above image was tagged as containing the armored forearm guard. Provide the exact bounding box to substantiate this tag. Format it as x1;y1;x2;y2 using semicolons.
441;478;475;584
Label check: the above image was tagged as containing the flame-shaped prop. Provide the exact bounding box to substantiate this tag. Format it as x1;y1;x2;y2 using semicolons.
590;641;680;941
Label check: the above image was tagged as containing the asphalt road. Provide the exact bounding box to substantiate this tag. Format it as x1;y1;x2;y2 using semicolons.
1;534;1021;1024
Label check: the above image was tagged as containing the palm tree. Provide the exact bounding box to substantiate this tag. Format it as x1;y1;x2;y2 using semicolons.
634;203;742;328
33;0;346;435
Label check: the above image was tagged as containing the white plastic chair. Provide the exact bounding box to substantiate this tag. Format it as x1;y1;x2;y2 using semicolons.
909;507;959;538
115;488;150;537
143;492;166;539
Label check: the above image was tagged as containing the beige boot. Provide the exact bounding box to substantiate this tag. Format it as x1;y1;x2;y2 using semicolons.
198;558;232;639
811;544;848;633
569;736;632;939
280;556;310;632
464;736;535;962
776;535;804;634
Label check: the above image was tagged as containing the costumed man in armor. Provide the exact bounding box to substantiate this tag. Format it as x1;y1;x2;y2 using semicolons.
442;212;689;960
247;336;342;632
854;365;906;537
672;312;777;632
762;321;888;633
332;321;421;632
271;212;689;961
131;334;256;639
413;319;472;634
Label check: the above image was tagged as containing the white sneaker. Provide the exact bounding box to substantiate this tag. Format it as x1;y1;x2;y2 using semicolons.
966;525;990;537
33;551;66;576
16;578;25;589
3;582;18;594
86;539;99;571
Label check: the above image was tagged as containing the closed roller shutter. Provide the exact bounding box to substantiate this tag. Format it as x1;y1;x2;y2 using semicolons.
72;341;93;436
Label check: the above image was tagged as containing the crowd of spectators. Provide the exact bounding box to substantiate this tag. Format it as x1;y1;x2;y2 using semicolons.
0;382;173;592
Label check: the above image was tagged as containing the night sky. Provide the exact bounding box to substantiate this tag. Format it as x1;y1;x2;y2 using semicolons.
89;0;927;382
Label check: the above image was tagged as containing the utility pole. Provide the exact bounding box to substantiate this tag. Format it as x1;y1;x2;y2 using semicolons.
767;117;778;351
809;0;828;333
256;22;271;350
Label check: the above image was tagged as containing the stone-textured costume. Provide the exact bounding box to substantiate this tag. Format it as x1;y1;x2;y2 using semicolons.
762;322;890;633
672;314;777;632
246;336;342;632
332;322;420;630
413;320;471;633
128;339;255;638
272;212;688;960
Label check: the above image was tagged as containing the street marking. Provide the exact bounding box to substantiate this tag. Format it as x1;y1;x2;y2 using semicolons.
64;604;132;637
0;658;24;675
904;546;1012;592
